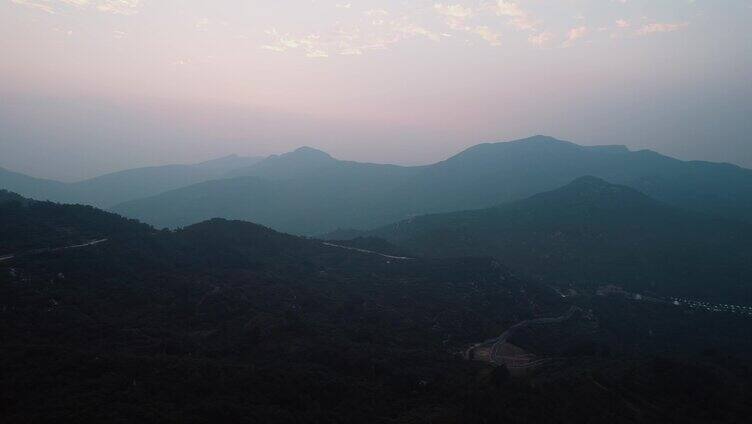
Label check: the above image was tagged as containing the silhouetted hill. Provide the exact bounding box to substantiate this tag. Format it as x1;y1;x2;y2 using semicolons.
227;146;340;180
71;155;263;207
112;136;752;234
0;189;27;204
0;155;262;208
0;167;69;203
369;177;752;302
0;191;151;255
3;203;752;422
193;154;263;172
115;159;422;234
390;136;752;221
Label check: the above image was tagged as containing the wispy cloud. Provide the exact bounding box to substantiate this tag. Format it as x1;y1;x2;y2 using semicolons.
433;2;472;36
528;31;552;48
471;25;502;46
434;3;473;21
11;0;56;13
262;11;440;59
637;22;689;35
434;3;502;46
11;0;142;15
492;0;538;31
563;26;588;46
10;0;690;60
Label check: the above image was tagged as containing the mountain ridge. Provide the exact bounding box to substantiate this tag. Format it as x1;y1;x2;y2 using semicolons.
4;186;752;422
0;154;263;208
112;136;752;234
364;176;752;302
0;190;151;255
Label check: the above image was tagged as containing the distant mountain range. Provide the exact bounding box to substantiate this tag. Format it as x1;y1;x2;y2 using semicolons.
347;177;752;302
0;154;262;208
109;136;752;235
3;136;752;235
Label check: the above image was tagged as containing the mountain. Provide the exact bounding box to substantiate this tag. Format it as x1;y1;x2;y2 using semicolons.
227;146;340;180
0;210;565;422
0;167;69;203
3;202;752;422
0;190;151;256
193;154;263;172
0;189;27;204
0;154;263;208
114;147;423;234
388;136;752;221
112;136;752;235
364;177;752;302
67;159;261;208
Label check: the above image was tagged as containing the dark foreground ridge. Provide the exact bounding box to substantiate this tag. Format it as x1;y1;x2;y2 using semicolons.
2;192;752;422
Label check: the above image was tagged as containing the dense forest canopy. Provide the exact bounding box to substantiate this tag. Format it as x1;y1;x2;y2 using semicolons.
2;188;752;422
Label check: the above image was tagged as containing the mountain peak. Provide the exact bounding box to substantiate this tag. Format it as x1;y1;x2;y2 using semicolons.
557;175;639;196
224;146;337;181
492;135;572;146
519;135;563;143
439;135;581;170
265;146;336;165
529;175;655;210
289;146;334;160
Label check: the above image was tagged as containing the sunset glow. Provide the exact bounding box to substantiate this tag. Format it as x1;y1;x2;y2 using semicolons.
1;1;750;180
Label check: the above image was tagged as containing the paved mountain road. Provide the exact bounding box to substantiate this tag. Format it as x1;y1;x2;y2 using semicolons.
322;242;414;260
477;306;580;366
0;239;109;263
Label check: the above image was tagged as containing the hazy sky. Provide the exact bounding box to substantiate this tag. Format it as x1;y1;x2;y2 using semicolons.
1;0;751;181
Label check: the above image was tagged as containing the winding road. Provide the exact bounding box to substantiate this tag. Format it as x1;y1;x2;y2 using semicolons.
322;242;414;260
467;306;580;366
55;239;108;251
0;239;108;263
